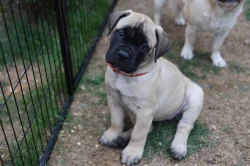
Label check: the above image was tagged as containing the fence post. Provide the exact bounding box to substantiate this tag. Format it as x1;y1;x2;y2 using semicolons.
54;0;74;96
39;1;74;165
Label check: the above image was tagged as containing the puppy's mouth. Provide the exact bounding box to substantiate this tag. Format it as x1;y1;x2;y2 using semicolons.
109;62;122;71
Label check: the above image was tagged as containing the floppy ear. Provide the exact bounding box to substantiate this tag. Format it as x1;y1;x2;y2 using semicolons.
107;10;132;35
154;26;171;62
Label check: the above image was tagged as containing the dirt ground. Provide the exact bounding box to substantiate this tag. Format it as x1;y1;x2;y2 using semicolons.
48;0;250;166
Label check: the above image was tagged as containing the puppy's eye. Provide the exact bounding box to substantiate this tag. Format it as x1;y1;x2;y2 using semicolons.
118;30;125;38
140;44;148;51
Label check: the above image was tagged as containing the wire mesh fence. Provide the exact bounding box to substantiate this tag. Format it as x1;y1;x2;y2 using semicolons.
0;0;117;165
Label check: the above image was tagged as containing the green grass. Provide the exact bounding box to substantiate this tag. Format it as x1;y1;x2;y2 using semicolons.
246;0;250;21
228;62;250;73
78;74;107;105
80;74;105;86
144;121;210;160
223;125;234;134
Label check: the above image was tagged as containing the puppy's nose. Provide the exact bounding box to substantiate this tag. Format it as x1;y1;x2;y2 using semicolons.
117;50;129;61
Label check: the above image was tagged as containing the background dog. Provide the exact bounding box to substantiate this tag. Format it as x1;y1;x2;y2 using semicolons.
154;0;246;67
99;10;204;166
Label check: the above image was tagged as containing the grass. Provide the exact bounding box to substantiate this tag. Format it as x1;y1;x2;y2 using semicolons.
228;62;250;73
78;74;107;105
144;121;210;160
246;0;250;21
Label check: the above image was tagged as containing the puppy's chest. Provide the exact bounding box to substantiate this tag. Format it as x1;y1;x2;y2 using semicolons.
200;12;238;32
107;77;155;113
111;88;145;113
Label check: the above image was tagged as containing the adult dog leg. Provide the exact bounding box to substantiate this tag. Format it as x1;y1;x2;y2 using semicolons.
181;24;197;60
211;30;230;67
170;82;204;160
121;111;153;166
175;3;185;26
99;94;125;148
154;0;166;25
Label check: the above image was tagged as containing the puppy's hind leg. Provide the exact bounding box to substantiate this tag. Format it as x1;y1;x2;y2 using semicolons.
211;30;230;67
170;81;204;160
154;0;166;25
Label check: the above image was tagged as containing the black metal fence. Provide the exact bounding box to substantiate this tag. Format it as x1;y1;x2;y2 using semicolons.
0;0;117;165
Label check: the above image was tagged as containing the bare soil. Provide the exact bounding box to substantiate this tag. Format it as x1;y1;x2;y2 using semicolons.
49;0;250;166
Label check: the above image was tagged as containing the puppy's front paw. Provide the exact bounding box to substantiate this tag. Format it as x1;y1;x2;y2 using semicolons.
121;147;143;166
211;52;226;67
175;17;186;26
99;129;120;148
170;143;187;160
99;130;130;149
181;47;193;60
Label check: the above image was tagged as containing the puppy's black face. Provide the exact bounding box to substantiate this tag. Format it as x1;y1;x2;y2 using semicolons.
106;26;150;74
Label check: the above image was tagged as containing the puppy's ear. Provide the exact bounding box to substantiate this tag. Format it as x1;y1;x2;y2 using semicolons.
107;10;132;35
154;26;171;62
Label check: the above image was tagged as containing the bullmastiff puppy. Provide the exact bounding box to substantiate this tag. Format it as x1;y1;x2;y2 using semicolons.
154;0;246;67
99;10;204;166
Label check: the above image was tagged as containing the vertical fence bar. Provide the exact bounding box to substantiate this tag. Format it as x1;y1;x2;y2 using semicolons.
38;0;75;165
54;0;74;96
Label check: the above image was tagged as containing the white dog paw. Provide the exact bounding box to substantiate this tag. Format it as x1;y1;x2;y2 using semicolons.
175;17;186;26
181;47;193;60
170;142;187;160
211;53;227;67
121;147;143;166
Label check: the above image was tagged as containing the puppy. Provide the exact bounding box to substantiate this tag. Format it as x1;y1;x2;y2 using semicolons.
99;10;204;166
154;0;246;67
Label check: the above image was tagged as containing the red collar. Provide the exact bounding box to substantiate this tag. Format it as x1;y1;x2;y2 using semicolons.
107;63;148;77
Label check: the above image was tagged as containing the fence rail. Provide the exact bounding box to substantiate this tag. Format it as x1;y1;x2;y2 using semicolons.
0;0;117;165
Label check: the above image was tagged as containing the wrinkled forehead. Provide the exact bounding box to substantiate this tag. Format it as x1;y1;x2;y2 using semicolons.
115;13;157;47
